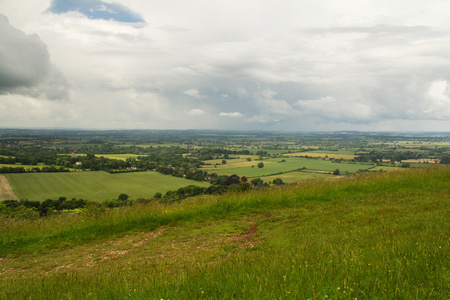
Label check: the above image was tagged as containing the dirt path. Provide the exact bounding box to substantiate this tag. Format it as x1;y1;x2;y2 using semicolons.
0;175;19;201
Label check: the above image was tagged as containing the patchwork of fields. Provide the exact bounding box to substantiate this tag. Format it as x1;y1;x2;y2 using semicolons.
209;157;374;177
5;171;210;202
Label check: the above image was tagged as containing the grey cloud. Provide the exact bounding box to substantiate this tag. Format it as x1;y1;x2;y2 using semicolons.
0;14;69;100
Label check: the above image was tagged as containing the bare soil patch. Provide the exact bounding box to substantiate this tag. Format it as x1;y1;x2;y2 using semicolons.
0;175;19;201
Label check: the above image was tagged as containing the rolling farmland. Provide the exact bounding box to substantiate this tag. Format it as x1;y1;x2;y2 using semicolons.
211;157;374;177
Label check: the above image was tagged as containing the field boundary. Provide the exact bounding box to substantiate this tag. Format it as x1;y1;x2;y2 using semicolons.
0;175;19;201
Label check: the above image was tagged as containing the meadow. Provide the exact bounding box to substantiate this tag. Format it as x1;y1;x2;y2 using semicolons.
4;171;210;201
0;166;448;299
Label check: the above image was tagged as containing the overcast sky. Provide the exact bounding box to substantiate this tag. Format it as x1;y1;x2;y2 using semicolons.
1;0;449;131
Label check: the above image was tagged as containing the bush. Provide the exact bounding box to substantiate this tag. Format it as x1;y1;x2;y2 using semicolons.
273;178;284;185
118;193;129;201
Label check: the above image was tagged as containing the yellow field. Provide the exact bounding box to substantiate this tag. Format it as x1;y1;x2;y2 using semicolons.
370;166;408;172
96;154;143;161
401;159;438;164
284;152;355;160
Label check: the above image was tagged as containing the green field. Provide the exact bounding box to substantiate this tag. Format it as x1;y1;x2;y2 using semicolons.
212;157;374;177
201;156;262;170
0;163;50;170
5;171;210;201
261;171;331;183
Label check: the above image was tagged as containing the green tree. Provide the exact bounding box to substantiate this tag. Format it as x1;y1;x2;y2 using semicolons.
273;178;284;185
251;178;263;186
257;162;264;168
225;174;240;185
118;193;129;201
332;169;340;175
222;159;227;164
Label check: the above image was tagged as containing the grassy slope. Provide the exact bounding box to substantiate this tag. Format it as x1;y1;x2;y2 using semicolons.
5;171;210;201
0;166;448;299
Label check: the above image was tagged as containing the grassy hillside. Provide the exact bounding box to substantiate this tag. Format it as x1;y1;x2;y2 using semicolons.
5;171;210;201
0;166;448;299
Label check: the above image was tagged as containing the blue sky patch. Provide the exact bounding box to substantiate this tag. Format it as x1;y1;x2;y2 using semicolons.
47;0;145;23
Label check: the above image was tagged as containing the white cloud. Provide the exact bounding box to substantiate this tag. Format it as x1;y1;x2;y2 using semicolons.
219;112;243;118
97;5;116;14
184;89;202;98
425;80;450;118
189;108;206;116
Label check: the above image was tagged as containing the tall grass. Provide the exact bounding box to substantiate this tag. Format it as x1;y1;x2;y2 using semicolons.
0;166;448;299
